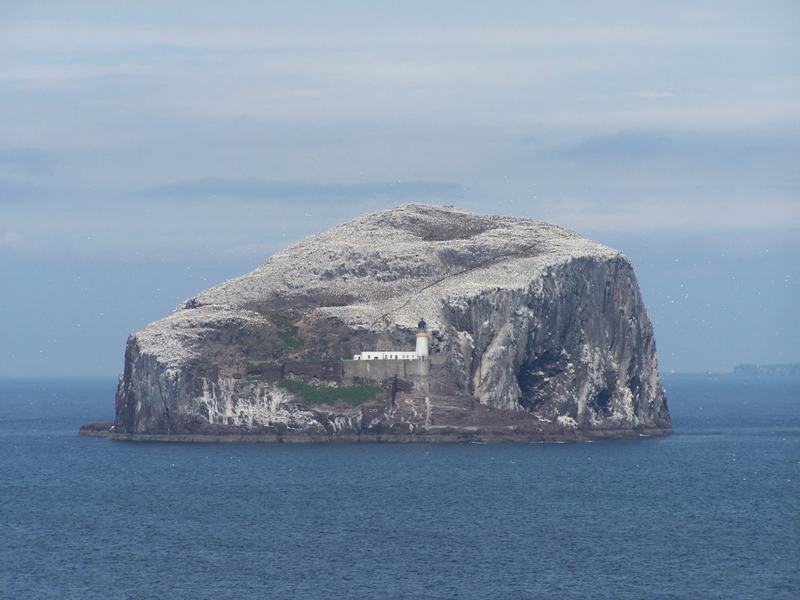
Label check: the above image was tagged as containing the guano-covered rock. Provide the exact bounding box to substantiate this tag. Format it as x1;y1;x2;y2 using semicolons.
90;204;671;442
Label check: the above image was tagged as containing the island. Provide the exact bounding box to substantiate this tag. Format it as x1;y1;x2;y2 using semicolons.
80;204;672;442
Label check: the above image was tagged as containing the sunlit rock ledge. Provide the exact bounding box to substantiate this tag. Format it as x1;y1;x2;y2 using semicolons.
84;204;672;442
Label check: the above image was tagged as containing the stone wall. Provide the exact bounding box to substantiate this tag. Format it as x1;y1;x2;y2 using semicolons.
342;358;430;384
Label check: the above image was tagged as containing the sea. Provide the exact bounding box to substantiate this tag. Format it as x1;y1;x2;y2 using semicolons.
0;376;797;600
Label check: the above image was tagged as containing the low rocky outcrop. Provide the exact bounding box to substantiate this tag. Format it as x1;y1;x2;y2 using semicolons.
83;204;671;442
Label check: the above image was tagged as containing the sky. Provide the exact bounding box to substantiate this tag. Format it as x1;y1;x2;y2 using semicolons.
1;1;798;377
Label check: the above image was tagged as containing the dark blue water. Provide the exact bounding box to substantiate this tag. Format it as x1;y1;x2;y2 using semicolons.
1;376;797;599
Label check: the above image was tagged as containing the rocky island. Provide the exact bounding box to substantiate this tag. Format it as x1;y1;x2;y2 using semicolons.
81;204;671;442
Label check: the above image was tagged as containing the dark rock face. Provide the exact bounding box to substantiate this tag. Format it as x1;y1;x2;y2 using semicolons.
107;204;671;441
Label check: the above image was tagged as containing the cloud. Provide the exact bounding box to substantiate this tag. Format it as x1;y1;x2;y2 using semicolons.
0;179;48;202
0;148;59;203
0;230;30;252
551;129;800;163
555;131;673;161
536;194;800;233
528;127;800;201
0;147;58;177
625;91;678;99
135;178;465;203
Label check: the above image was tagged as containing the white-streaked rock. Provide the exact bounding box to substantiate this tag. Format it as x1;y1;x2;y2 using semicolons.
114;204;671;439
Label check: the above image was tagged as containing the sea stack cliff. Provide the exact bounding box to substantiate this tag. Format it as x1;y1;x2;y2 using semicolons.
84;204;671;442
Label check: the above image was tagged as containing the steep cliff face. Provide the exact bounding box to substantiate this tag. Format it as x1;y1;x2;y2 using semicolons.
109;204;671;441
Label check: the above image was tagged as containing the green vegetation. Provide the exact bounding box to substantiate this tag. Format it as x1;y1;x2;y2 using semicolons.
269;312;304;349
280;379;382;407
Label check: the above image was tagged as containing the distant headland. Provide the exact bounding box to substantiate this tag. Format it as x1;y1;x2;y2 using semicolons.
666;364;800;377
732;364;800;377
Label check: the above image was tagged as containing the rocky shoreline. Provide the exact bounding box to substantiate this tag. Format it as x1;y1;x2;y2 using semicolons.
79;421;671;443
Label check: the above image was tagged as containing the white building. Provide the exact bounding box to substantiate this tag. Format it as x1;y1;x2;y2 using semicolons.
353;351;421;361
353;319;429;361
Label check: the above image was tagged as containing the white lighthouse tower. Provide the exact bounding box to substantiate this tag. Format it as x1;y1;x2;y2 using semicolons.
415;319;429;358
